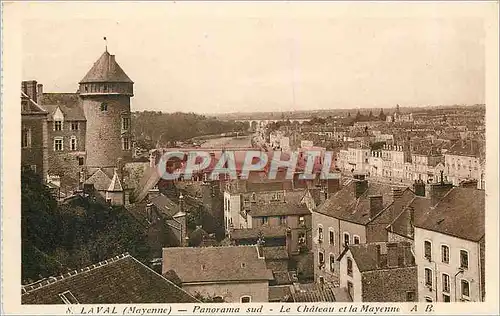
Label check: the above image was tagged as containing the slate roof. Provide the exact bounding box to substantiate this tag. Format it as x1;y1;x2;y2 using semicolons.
386;196;430;239
413;187;485;241
42;93;86;121
21;253;198;304
246;190;311;217
262;246;289;260
290;283;350;302
230;226;287;240
84;169;111;191
342;242;415;272
315;181;410;225
162;246;274;283
446;140;484;158
149;194;181;218
369;189;416;226
269;285;293;302
80;51;133;83
21;91;48;114
248;201;311;217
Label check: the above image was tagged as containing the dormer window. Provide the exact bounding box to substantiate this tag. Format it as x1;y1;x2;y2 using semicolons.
54;120;63;131
100;102;108;112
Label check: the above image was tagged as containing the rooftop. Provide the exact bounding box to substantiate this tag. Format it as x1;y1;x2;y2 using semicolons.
162;245;274;283
42;93;86;121
22;253;198;304
315;181;410;225
341;242;415;272
413;187;485;241
80;51;133;83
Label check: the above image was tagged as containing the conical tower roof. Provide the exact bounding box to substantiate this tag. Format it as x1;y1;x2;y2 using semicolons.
80;51;133;84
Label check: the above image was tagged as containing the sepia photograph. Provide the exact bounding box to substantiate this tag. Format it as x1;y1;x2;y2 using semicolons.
2;1;499;315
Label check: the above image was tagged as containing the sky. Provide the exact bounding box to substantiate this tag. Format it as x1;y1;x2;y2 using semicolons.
20;2;486;114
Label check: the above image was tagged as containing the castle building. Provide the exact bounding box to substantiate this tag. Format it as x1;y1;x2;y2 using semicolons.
21;49;134;202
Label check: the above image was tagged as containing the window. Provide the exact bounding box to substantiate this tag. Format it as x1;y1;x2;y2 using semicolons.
347;258;353;276
442;294;451;302
329;254;335;272
460;250;469;269
329;229;334;245
318;251;325;266
406;291;416;302
100;102;108;112
78;157;84;166
353;235;360;244
122;117;130;130
54;138;63;151
70;136;77;151
240;296;251;303
318;226;323;242
461;280;470;298
299;216;305;226
22;128;31;148
319;276;324;284
424;240;432;260
344;233;350;246
30;165;37;173
122;136;130;150
298;232;306;245
71;122;79;130
441;245;450;263
279;216;286;225
442;273;450;293
54;120;63;131
347;281;353;299
425;268;433;287
261;217;268;225
59;291;79;304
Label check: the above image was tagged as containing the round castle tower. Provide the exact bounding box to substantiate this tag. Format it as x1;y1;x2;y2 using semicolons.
79;50;134;173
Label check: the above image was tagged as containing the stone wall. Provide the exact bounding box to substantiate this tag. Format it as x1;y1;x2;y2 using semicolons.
82;94;132;169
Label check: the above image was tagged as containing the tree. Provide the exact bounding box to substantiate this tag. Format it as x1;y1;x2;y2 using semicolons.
21;170;152;283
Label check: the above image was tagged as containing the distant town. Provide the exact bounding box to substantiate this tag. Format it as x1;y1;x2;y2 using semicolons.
21;49;485;305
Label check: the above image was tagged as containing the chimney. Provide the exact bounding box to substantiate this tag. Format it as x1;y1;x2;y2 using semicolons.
25;80;38;102
36;84;43;104
326;178;340;194
413;180;425;197
369;195;383;218
387;242;399;268
21;81;28;94
392;188;403;220
355;179;368;199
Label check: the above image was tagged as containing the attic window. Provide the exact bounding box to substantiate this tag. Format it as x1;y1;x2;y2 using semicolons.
241;263;246;268
201;264;206;270
59;291;79;304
